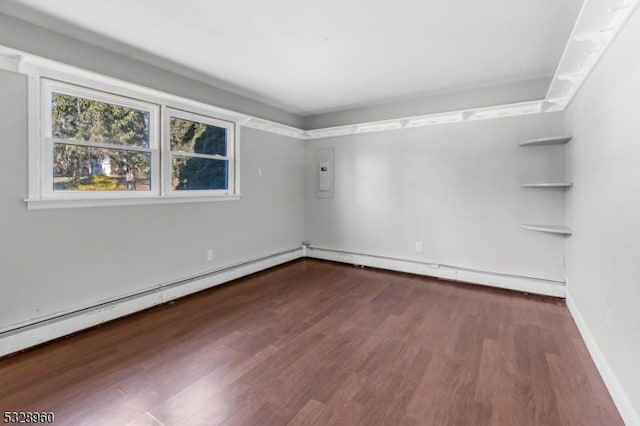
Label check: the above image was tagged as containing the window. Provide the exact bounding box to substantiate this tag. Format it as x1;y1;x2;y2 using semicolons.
44;80;159;196
31;78;239;208
165;109;235;194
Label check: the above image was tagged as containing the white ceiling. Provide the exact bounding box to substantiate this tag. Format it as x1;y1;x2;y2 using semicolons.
1;0;584;115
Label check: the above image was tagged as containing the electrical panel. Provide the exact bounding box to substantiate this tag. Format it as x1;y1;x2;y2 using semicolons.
317;148;334;198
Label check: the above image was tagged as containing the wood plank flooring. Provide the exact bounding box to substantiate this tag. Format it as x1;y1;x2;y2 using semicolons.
0;259;622;425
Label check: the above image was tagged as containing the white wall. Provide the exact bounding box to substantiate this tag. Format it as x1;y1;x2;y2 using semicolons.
0;68;304;330
565;7;640;422
2;14;638;423
305;112;567;282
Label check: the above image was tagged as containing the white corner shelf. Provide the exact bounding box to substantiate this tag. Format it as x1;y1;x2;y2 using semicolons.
519;136;572;146
520;183;573;188
520;224;572;235
519;135;573;236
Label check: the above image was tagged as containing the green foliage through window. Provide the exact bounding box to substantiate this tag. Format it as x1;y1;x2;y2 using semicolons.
51;92;152;192
52;144;151;192
48;86;233;194
52;93;149;146
170;116;229;190
172;157;228;190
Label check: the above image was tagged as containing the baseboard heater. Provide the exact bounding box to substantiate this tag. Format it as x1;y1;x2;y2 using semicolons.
1;244;565;357
306;245;566;298
0;246;303;357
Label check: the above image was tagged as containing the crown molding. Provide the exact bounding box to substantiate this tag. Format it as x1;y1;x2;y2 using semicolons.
303;100;562;139
0;0;637;141
546;0;639;106
304;0;639;139
240;116;307;139
0;45;307;140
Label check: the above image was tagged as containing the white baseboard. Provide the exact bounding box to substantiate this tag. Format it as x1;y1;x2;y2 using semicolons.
566;294;640;426
5;244;632;424
0;247;303;358
0;245;566;358
307;247;566;298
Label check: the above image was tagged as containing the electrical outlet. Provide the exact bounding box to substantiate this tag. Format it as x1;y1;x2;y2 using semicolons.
206;249;213;262
415;242;423;252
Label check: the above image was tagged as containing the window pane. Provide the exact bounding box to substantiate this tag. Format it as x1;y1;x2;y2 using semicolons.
53;144;151;191
172;155;228;190
170;117;227;156
52;92;150;148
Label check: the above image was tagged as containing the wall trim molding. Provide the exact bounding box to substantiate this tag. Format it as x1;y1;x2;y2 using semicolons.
306;246;566;298
545;0;639;107
566;293;640;426
0;45;558;140
1;249;633;424
0;247;303;358
1;244;570;358
0;44;308;140
1;0;636;141
303;100;561;139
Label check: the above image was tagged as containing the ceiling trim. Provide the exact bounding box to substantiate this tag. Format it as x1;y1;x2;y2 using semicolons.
0;0;637;141
545;0;639;106
303;0;640;140
0;44;308;140
302;100;561;139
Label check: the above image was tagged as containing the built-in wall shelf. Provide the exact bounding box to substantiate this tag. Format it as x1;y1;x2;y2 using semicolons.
520;224;572;235
519;136;572;146
521;183;573;188
519;135;573;236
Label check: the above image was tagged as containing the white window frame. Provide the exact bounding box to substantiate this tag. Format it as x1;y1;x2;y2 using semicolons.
42;79;161;200
25;68;242;209
164;108;236;196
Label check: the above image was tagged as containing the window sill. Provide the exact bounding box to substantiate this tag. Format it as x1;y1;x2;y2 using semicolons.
25;194;243;210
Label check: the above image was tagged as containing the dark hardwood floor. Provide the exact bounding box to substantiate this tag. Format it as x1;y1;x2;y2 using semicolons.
0;259;622;425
